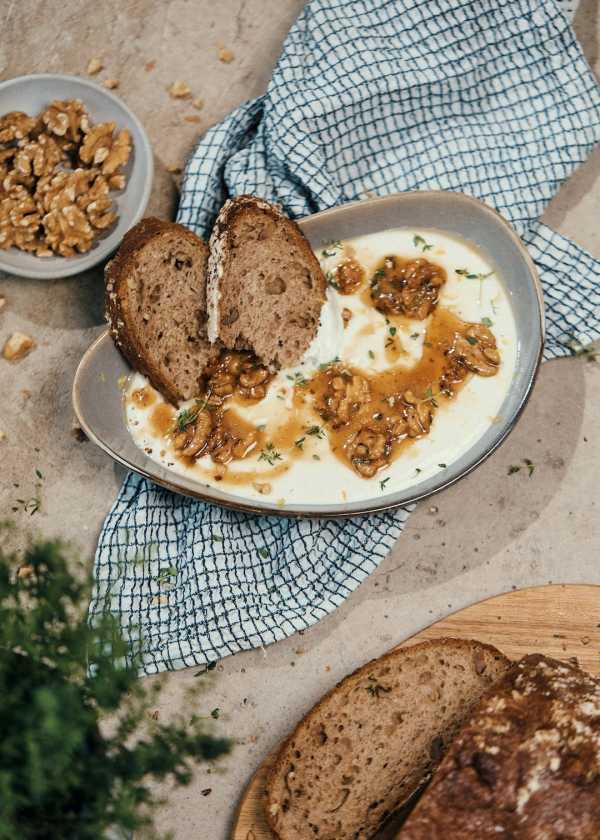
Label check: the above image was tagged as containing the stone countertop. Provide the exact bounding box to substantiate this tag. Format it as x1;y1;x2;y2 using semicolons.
0;1;599;838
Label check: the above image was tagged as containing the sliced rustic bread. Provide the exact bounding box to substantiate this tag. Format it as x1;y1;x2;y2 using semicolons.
206;195;326;368
397;653;600;840
265;638;510;840
105;217;214;404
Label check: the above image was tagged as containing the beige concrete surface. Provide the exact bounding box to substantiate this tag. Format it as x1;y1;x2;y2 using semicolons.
0;1;599;838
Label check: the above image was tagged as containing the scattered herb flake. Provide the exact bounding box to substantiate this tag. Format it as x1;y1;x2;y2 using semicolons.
379;477;390;491
210;708;220;719
523;458;535;477
415;467;422;475
312;454;321;461
325;270;340;290
508;464;521;475
258;547;269;559
321;239;342;258
368;349;375;360
481;317;493;327
258;443;283;466
306;425;325;439
465;336;478;346
294;437;305;449
438;463;447;469
286;372;307;387
410;332;420;340
35;469;44;480
413;234;434;253
388;326;397;336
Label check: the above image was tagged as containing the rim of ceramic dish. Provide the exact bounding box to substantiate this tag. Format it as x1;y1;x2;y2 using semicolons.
73;191;545;518
0;73;153;279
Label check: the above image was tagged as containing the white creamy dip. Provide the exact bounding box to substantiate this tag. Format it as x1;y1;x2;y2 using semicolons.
125;228;517;505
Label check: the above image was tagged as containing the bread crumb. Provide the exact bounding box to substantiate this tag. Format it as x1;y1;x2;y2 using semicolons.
3;332;35;362
86;57;103;75
168;80;191;98
20;389;31;401
192;97;204;110
0;430;6;442
218;46;235;63
183;115;201;124
166;164;182;174
144;60;156;72
253;481;272;495
103;78;120;90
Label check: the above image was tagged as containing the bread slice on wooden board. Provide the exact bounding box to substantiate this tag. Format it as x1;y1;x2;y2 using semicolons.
105;217;214;405
265;638;510;840
206;195;326;369
397;653;600;840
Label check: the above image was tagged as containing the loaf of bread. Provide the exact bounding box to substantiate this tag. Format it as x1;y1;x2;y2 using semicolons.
397;653;600;839
206;195;326;369
265;638;510;840
105;217;214;404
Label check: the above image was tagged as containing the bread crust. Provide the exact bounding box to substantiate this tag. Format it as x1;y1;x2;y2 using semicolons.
265;637;509;839
105;217;210;404
207;195;326;366
398;653;600;839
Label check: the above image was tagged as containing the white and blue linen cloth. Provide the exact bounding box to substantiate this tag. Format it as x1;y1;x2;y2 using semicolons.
92;0;600;674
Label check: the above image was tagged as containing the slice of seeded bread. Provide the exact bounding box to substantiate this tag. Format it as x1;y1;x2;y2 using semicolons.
396;654;600;840
105;217;214;404
265;638;510;840
207;195;326;368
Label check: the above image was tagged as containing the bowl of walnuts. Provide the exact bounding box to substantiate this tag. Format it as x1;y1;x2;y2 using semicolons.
0;73;153;279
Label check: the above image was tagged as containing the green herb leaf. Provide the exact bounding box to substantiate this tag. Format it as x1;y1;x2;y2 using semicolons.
258;443;283;466
210;708;220;719
481;317;493;327
294;437;305;449
312;454;321;461
258;547;269;559
379;477;390;491
368;350;375;360
413;234;434;253
410;332;420;340
388;326;397;336
306;425;325;439
465;336;478;346
508;464;521;475
35;469;44;480
438;463;447;469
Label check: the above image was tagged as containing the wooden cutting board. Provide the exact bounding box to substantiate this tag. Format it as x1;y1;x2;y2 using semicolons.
231;584;600;840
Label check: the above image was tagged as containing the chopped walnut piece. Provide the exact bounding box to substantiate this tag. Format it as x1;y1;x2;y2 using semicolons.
37;169;97;256
184;115;201;124
166;165;182;174
108;173;126;190
103;79;120;90
253;482;272;495
0;111;37;143
14;134;65;179
401;390;433;437
204;350;272;403
449;324;500;377
335;258;365;294
371;256;446;320
2;331;36;361
168;80;192;98
0;188;43;253
218;46;235;63
86;57;104;75
319;371;370;428
41;99;89;143
79;123;131;176
346;426;391;477
77;172;116;230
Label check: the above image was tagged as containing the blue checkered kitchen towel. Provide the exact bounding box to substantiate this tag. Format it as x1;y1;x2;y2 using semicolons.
91;0;600;674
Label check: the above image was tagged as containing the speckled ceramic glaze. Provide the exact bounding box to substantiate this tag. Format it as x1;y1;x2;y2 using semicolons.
73;191;544;517
0;73;153;279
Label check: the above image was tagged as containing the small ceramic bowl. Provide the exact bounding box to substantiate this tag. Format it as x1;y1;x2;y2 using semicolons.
73;191;544;518
0;73;153;279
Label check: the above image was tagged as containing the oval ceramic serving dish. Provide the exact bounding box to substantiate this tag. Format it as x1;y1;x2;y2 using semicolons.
0;73;153;279
73;191;544;518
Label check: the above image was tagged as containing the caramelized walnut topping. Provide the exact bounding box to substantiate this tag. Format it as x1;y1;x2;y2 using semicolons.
172;409;212;458
318;371;371;428
204;350;271;403
448;324;500;377
371;256;446;319
335;258;365;295
346;426;392;477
